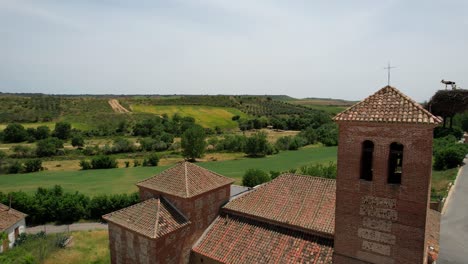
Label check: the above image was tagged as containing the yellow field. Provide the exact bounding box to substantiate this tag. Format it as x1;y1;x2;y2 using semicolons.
131;105;249;129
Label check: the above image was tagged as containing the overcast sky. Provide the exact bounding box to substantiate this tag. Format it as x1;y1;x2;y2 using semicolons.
0;0;467;101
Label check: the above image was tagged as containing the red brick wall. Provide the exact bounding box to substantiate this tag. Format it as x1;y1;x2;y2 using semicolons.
108;222;190;264
334;122;434;264
138;184;231;263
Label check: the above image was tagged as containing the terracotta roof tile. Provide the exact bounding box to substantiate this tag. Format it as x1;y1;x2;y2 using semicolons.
0;203;27;231
223;174;336;237
102;198;189;239
192;215;334;264
333;86;442;125
137;161;234;198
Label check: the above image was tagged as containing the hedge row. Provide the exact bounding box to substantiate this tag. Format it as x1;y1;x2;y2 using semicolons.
0;185;139;225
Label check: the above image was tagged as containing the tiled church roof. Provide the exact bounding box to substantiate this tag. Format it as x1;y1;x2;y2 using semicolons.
333;86;442;124
137;161;234;198
224;174;336;237
102;198;189;239
0;203;27;231
192;214;334;264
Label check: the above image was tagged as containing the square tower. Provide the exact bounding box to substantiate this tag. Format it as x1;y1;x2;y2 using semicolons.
332;86;442;264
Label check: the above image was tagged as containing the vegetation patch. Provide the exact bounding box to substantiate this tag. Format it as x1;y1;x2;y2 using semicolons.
44;230;110;264
131;105;249;129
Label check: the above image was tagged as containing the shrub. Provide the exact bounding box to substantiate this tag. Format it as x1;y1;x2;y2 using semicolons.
112;138;135;153
270;170;281;180
125;161;130;168
143;153;159;167
299;162;337;179
36;137;63;157
316;123;338;146
434;126;463;139
275;136;292;151
434;145;467;170
245;132;271;157
24;159;42;173
53;122;72;140
11;145;33;158
91;155;118;169
3;123;28;143
242;168;270;187
71;135;85;148
79;160;92;170
8;161;23;174
133;159;141;167
35;126;50;140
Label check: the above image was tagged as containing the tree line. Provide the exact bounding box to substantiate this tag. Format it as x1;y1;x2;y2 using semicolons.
0;185;139;225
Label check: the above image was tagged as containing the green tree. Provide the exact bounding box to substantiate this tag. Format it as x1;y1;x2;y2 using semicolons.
24;159;43;173
36;137;64;157
53;122;72;140
35;126;51;140
434;145;467;170
3;123;28;143
316;123;338;146
181;125;206;161
8;161;23;174
112;138;134;153
91;155;118;169
79;160;92;170
11;145;32;158
71;135;85;148
143;153;159;167
245;132;270;157
429;89;468;128
242;168;270;187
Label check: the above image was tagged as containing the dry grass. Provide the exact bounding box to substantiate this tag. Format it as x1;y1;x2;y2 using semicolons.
240;129;300;143
45;230;110;264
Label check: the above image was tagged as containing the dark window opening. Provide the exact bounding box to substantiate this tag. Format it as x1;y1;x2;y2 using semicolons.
360;140;374;181
388;142;403;184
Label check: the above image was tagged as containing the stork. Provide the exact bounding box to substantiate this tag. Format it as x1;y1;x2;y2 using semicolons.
441;79;457;90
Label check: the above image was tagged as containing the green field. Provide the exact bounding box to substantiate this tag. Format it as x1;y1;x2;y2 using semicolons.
131;105;250;129
0;146;337;195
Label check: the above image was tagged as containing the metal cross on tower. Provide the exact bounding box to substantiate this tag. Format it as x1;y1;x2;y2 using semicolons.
384;62;396;86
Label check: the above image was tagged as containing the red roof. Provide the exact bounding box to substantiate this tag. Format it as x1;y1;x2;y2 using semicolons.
223;174;336;237
102;198;189;239
137;161;234;198
192;215;334;264
333;86;442;124
0;203;27;231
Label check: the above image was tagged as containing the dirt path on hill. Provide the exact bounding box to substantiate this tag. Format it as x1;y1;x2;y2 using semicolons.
108;99;130;113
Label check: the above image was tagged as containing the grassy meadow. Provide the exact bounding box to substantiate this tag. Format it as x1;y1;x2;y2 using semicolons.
0;146;337;195
45;231;110;264
131;105;250;129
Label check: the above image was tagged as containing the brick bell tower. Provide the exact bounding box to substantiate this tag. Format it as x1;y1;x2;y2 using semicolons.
332;86;442;264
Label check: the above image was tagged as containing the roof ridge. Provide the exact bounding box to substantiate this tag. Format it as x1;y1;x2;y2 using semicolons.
154;198;161;238
281;173;337;181
333;85;442;124
388;86;443;121
186;161;236;182
184;162;189;197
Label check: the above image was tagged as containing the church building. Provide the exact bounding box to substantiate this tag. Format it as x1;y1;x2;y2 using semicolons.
103;86;442;264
